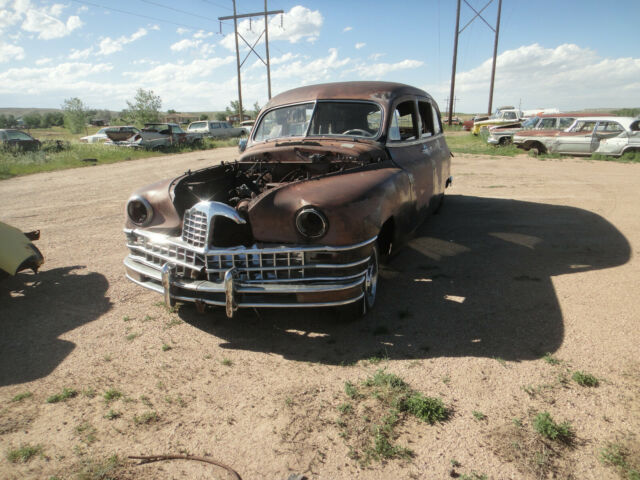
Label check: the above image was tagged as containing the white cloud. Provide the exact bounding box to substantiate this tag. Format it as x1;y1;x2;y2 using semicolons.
35;57;52;65
77;5;88;13
150;24;160;31
355;42;365;50
271;48;350;83
20;2;83;40
193;30;213;39
270;52;299;65
176;27;190;35
369;53;385;61
124;56;236;84
0;61;115;98
343;26;352;32
98;28;147;55
221;6;323;51
426;43;640;112
0;41;25;62
69;47;93;60
352;59;424;78
171;39;200;52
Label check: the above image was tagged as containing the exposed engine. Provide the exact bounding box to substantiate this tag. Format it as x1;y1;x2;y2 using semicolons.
172;156;363;219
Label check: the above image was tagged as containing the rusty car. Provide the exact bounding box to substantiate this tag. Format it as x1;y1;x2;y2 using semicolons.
123;81;452;318
513;116;637;156
106;123;201;149
0;129;41;151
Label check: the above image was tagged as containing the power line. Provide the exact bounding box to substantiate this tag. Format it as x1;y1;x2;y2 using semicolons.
139;0;221;23
69;0;210;31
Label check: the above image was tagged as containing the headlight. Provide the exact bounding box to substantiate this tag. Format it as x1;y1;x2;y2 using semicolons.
127;195;154;226
295;207;328;239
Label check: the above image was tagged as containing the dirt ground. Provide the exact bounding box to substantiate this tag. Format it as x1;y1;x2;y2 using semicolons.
1;148;639;480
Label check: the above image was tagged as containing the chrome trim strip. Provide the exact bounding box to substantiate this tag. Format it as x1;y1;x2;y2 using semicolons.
125;228;377;255
127;249;201;271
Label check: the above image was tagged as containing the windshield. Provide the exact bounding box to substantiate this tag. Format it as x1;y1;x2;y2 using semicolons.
521;117;538;128
253;101;382;142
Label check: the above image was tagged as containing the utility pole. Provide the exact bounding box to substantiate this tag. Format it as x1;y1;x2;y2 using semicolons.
219;1;283;123
448;0;502;123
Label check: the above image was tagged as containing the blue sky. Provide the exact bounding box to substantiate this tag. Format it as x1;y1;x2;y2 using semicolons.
1;0;638;114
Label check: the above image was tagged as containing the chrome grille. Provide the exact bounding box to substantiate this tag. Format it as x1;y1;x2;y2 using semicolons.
127;236;205;277
182;208;208;247
206;251;307;282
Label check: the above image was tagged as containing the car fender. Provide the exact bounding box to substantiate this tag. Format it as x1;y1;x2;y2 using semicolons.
0;222;44;276
247;166;413;246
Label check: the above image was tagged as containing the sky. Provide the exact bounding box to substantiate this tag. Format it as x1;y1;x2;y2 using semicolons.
0;0;639;114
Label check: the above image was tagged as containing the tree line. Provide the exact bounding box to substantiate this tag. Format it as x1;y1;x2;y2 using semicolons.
2;88;262;134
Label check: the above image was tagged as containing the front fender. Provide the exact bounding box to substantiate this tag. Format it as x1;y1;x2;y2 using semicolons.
247;166;413;245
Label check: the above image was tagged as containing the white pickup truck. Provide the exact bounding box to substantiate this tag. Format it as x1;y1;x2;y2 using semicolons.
186;121;248;138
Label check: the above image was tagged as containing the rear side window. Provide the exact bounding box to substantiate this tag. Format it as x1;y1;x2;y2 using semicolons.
189;122;206;130
388;101;417;141
538;118;556;129
558;118;574;128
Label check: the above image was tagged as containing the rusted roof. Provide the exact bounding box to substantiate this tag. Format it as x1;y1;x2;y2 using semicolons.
264;81;431;110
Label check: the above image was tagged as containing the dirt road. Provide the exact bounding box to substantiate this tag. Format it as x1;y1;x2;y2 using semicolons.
1;149;639;479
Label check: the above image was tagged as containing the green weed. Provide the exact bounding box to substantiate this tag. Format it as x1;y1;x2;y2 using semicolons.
572;371;599;387
103;388;123;403
472;410;487;421
221;358;233;366
11;392;33;402
6;444;43;463
134;411;158;425
161;343;172;351
46;388;77;403
533;412;574;443
543;353;561;365
104;409;121;420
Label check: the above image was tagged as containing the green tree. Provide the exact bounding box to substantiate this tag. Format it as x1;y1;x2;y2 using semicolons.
122;89;162;126
225;100;240;116
42;111;64;127
215;111;227;121
62;97;88;134
23;112;42;129
199;114;209;120
252;101;261;117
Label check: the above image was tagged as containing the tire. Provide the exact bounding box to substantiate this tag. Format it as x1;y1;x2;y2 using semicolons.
498;136;512;146
336;244;379;320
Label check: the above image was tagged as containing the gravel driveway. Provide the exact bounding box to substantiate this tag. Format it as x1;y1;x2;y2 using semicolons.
1;149;639;479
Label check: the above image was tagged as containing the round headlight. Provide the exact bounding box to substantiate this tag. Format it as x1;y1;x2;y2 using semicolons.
295;207;328;239
127;196;154;226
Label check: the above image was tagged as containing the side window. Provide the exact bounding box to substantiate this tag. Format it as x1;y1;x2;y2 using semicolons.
388;100;417;141
504;111;517;120
558;118;574;129
538;118;556;129
418;101;435;138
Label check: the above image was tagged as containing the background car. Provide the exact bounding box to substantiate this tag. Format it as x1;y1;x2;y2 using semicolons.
514;116;636;155
80;127;110;143
0;129;41;151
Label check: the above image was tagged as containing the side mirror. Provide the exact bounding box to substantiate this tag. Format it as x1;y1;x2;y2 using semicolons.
238;138;247;152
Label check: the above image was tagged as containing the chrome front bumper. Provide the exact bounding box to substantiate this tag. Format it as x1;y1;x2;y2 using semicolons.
124;228;375;318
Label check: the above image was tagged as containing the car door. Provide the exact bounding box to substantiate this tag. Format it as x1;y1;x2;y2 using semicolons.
386;97;443;226
590;121;625;152
555;120;597;154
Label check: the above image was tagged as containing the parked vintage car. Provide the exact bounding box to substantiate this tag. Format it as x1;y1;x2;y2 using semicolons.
106;123;201;149
513;116;637;155
186;120;247;138
471;106;525;135
123;81;452;318
0;129;41;151
487;114;578;145
463;115;488;131
80;127;110;144
594;117;640;156
0;222;43;279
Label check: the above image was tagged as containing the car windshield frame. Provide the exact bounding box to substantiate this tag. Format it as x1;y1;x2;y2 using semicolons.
252;100;384;143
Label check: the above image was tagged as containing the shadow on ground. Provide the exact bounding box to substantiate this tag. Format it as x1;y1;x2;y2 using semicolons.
0;266;111;386
180;195;631;364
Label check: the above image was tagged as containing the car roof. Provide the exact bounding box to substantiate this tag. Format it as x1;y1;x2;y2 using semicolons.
571;116;635;129
264;81;432;110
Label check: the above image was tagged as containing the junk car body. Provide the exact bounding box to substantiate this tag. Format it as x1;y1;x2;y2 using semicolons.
0;129;41;151
123;81;452;318
186;121;247;138
471;107;524;135
487;114;580;146
106;123;201;149
0;222;43;279
513;116;637;155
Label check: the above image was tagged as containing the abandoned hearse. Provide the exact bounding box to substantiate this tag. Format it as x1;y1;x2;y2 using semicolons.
123;82;453;317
